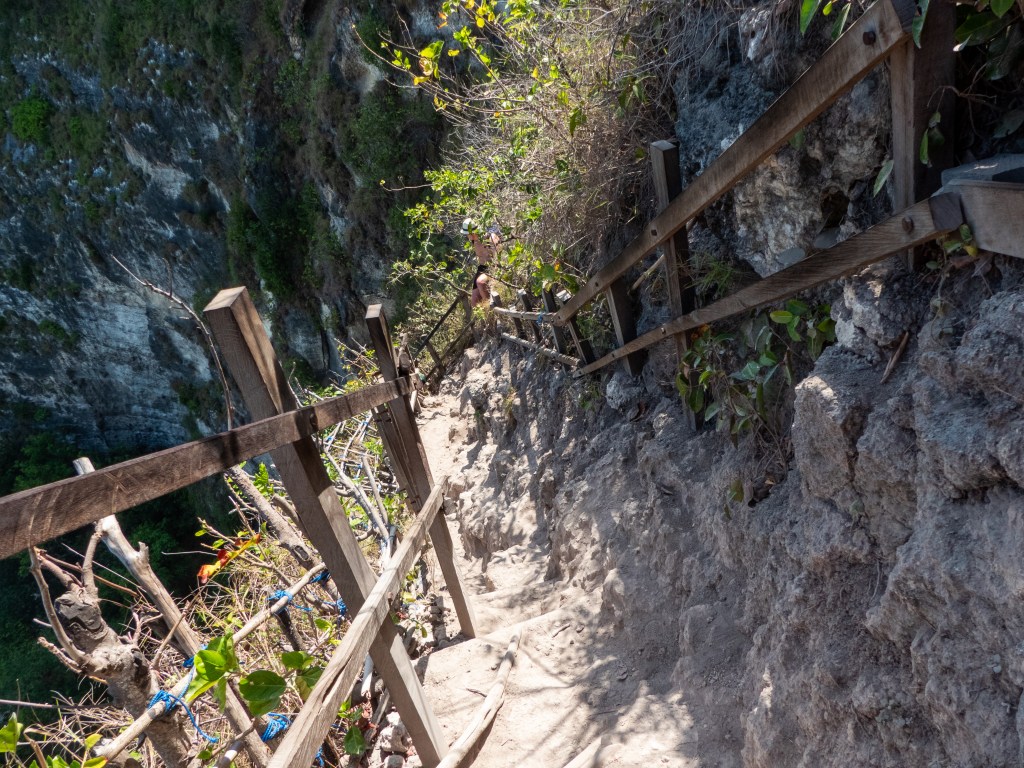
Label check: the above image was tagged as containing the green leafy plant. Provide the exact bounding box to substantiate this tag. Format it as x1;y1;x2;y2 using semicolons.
676;302;835;437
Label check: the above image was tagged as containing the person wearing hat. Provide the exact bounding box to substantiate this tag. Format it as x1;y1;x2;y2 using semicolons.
463;218;500;307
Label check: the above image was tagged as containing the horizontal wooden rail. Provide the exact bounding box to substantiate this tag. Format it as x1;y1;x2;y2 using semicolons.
500;333;579;368
0;378;411;559
556;0;915;322
267;476;449;768
578;194;963;375
492;306;566;326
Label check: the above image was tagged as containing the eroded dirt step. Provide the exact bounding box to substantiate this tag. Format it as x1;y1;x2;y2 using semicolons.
417;598;701;768
468;578;572;635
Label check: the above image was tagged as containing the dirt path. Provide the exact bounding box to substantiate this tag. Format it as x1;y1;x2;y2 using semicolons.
411;357;708;768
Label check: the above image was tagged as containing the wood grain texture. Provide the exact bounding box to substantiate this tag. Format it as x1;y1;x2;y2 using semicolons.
543;289;571;355
0;379;408;559
500;333;580;368
209;289;448;767
651;140;695;372
518;290;545;343
606;277;644;376
953;181;1024;258
266;478;449;768
557;0;911;322
890;0;956;269
366;305;478;639
579;196;962;375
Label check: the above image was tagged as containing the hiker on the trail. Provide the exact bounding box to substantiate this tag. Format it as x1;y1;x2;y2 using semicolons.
463;217;500;307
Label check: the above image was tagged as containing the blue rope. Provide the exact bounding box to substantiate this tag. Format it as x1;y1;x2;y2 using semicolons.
261;713;291;742
328;598;347;617
311;569;331;584
147;687;219;743
268;590;311;613
536;311;545;326
316;746;325;767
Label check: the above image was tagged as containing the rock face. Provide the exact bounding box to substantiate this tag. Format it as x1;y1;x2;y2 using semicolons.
440;254;1024;766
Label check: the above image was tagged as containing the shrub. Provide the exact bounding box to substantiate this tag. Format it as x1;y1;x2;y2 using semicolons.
10;94;51;144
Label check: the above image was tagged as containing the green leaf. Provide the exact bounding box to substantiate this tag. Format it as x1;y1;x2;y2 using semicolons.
194;650;228;683
280;651;313;671
733;360;761;381
994;109;1024;138
704;402;721;421
800;0;823;34
786;322;802;342
568;106;585;137
955;11;1006;46
912;0;929;47
419;40;444;59
789;129;805;150
84;733;102;751
785;299;809;315
314;618;333;632
830;2;851;39
194;529;206;537
239;671;286;717
296;666;324;700
83;759;106;768
0;713;23;753
344;727;367;756
991;0;1014;15
872;158;894;197
769;310;794;324
213;678;228;712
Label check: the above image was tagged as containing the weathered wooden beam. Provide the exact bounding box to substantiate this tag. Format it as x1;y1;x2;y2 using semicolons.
366;306;477;639
0;377;410;559
518;290;545;343
542;289;571;356
951;180;1024;259
266;478;450;768
605;277;644;376
651;140;695;366
205;288;448;768
889;0;956;268
500;333;580;368
578;194;962;375
557;0;915;322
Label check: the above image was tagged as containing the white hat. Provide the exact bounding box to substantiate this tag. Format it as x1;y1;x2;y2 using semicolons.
461;218;475;234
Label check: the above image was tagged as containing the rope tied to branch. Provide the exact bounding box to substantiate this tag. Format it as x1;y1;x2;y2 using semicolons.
268;590;311;614
310;569;331;585
147;688;219;743
260;713;291;742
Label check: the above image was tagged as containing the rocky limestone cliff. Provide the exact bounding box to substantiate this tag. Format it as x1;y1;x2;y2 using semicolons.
437;252;1024;766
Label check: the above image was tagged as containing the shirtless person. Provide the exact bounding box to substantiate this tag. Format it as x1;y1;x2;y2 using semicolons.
463;218;500;307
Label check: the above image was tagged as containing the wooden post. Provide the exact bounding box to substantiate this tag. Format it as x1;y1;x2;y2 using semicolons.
205;287;448;768
518;290;543;344
651;140;698;428
365;304;478;638
889;0;955;268
551;287;594;364
542;288;570;356
605;277;644;376
650;141;695;365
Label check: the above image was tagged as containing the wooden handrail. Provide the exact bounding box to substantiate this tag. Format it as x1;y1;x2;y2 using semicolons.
500;333;579;368
414;296;464;357
266;477;450;768
0;378;411;559
577;194;963;375
556;0;915;323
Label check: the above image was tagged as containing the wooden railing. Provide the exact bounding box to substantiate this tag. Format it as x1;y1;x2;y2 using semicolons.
0;287;477;768
410;294;475;390
491;0;1023;377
